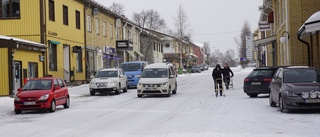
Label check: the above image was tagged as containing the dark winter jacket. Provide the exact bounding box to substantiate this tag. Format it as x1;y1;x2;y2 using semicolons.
212;67;223;80
222;67;234;77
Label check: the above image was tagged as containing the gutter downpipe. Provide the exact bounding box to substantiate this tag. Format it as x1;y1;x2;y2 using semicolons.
122;21;128;62
138;28;143;61
285;0;289;66
297;29;311;66
84;3;89;82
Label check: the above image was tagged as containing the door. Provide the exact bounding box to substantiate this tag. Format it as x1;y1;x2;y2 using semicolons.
53;79;63;105
169;67;175;92
119;69;126;88
57;78;67;105
28;62;38;78
63;45;70;82
13;61;22;94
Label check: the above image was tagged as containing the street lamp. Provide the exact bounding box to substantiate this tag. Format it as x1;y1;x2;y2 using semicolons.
280;31;290;43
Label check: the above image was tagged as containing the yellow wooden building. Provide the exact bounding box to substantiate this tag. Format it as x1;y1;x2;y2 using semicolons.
0;0;86;86
0;36;46;96
255;0;320;67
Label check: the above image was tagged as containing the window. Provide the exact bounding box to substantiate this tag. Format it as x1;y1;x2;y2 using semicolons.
154;41;156;50
109;24;113;38
116;28;119;40
63;5;68;25
49;0;55;21
102;21;106;36
49;42;57;71
57;79;65;87
86;14;92;32
53;79;58;87
165;43;170;48
75;10;80;29
76;50;83;72
95;18;99;35
28;62;38;78
1;0;20;18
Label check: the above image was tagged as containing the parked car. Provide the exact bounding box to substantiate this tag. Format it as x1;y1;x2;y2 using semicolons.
197;64;205;71
14;77;70;114
89;68;127;96
243;66;278;98
191;66;201;73
120;61;148;88
137;63;177;98
269;66;320;112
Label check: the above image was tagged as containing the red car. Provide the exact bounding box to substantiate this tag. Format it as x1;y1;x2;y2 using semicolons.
14;77;70;114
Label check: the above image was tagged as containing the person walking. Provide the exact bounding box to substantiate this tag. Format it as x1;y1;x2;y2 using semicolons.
212;64;223;96
222;63;234;89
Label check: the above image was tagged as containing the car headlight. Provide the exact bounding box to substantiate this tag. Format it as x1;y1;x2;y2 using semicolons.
285;91;298;97
160;82;168;87
302;91;309;99
317;91;320;98
310;91;317;99
90;80;96;85
135;75;141;78
39;94;49;100
138;83;143;87
110;80;117;84
14;95;20;101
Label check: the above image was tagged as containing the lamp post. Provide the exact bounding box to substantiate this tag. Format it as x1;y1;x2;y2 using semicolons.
280;31;290;66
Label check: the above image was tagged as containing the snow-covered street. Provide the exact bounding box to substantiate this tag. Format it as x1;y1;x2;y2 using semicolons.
0;67;319;137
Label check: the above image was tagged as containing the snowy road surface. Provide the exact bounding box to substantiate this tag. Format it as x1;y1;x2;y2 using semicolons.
0;67;319;137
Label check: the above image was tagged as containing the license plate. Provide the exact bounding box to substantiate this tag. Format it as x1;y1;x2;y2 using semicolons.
305;99;320;103
251;82;261;85
24;102;36;105
146;88;156;91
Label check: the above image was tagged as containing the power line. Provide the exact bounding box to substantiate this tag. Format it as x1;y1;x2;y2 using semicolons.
194;31;240;36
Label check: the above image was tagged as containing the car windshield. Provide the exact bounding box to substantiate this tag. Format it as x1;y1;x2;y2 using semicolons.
248;69;275;77
284;69;320;83
141;68;167;78
120;63;141;71
22;79;52;91
95;71;118;78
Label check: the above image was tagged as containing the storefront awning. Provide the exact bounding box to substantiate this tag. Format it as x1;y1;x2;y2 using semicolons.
253;35;276;46
126;51;137;58
298;11;320;38
188;54;198;58
135;51;144;57
49;40;60;45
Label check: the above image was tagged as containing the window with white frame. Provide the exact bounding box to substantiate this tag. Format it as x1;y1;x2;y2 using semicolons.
109;24;113;39
102;21;106;37
95;18;100;35
86;14;92;32
128;29;132;41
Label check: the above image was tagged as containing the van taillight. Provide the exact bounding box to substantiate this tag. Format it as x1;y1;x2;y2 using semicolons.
244;78;250;82
263;78;272;82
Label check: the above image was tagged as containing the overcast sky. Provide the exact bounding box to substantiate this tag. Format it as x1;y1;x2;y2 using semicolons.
94;0;262;54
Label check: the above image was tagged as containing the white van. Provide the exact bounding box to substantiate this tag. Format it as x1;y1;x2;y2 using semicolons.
137;63;177;98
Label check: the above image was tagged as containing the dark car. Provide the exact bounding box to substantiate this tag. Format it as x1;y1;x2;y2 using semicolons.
269;66;320;113
243;67;278;98
14;77;70;114
191;66;201;73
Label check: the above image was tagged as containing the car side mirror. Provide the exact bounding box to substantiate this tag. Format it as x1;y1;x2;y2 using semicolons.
17;88;22;92
91;76;94;79
275;79;281;85
54;85;61;90
170;75;175;78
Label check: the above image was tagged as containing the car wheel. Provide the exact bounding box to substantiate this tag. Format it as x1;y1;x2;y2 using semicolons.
248;94;258;98
63;96;70;109
166;86;171;97
90;91;95;96
123;83;128;93
15;109;22;114
279;96;285;113
48;100;56;112
172;83;177;94
269;94;277;107
137;94;143;98
115;84;121;95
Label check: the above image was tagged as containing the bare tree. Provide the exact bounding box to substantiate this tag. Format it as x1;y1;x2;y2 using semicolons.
222;49;238;67
132;9;166;31
203;42;211;64
108;2;125;15
132;10;167;62
173;5;192;40
235;20;251;59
